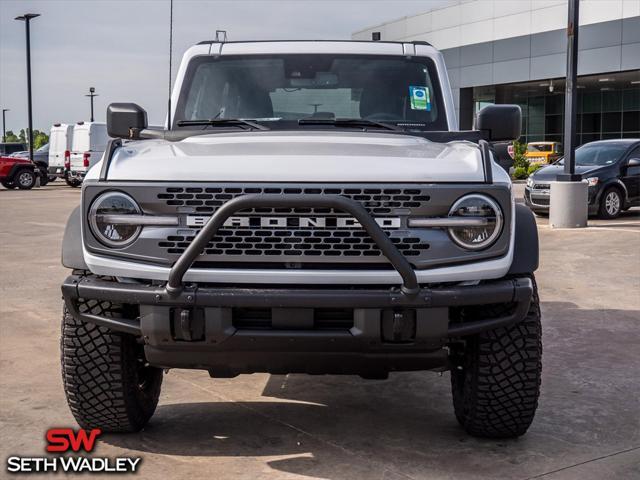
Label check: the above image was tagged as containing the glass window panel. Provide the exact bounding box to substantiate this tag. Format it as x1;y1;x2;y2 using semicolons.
582;92;600;113
577;91;584;114
602;112;622;132
581;133;600;144
623;111;640;132
545;94;563;115
545;115;563;134
622;89;640;111
601;133;622;140
582;113;601;133
622;131;640;138
602;90;622;112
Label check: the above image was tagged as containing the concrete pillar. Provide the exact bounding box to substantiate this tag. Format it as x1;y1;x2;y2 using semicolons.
550;181;588;228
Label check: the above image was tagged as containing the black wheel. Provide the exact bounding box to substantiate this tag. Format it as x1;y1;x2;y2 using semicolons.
65;177;81;187
1;180;16;189
16;169;36;189
61;302;163;432
598;187;622;219
48;176;57;183
450;276;542;438
36;164;48;185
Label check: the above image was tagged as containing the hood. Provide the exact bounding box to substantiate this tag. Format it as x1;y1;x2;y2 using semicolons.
1;155;31;164
532;164;604;181
101;131;486;183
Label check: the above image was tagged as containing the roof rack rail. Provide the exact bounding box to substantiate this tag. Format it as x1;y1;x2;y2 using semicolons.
411;41;432;47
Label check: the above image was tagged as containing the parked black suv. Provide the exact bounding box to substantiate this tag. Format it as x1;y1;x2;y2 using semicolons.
525;139;640;219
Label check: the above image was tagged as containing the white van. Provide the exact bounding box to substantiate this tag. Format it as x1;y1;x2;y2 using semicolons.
66;122;110;187
48;123;73;179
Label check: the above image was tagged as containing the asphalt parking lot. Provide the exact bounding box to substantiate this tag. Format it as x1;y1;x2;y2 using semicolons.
1;182;639;480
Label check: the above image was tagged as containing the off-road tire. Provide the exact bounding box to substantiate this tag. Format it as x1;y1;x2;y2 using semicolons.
61;302;163;432
598;187;622;219
35;164;48;185
1;180;16;189
450;276;542;438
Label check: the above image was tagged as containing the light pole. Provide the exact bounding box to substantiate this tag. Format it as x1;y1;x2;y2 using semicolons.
2;109;8;142
549;0;587;228
15;13;40;162
85;87;98;122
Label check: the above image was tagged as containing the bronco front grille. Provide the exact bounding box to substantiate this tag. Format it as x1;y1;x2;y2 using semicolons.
159;229;429;258
156;185;432;261
83;182;513;270
157;186;431;215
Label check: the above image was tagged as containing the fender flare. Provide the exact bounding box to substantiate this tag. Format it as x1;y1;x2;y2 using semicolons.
61;206;89;270
7;162;36;181
507;203;539;275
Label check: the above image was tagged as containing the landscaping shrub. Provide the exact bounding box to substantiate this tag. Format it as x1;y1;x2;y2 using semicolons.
513;166;528;179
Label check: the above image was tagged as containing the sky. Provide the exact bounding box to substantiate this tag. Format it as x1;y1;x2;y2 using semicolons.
0;0;452;132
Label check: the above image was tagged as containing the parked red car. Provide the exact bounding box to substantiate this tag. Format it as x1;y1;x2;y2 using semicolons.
0;155;38;189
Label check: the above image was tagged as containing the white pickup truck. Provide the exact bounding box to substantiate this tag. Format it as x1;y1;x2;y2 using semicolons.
60;40;541;439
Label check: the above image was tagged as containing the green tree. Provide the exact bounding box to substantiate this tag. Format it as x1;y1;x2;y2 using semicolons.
3;129;49;148
512;140;529;170
3;130;20;143
33;130;49;149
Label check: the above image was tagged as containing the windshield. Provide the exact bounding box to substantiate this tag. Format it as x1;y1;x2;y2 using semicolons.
174;54;447;130
36;143;49;153
557;143;628;166
528;144;553;152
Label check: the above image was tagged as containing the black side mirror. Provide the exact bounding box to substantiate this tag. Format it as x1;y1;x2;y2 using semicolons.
476;104;522;142
107;103;148;139
627;158;640;167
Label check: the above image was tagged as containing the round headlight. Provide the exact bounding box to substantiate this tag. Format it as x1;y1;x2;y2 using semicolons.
89;191;141;247
448;194;503;250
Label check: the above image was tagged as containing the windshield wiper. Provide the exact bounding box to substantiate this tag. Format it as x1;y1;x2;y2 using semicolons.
298;118;401;131
176;119;269;130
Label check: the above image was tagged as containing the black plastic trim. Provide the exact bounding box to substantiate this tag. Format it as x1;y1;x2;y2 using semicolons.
62;274;533;339
99;138;122;181
507;204;539;275
479;139;493;184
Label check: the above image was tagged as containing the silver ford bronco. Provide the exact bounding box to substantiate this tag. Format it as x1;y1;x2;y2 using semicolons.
61;40;541;438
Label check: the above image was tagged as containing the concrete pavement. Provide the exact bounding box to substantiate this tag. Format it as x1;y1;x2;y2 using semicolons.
1;183;639;479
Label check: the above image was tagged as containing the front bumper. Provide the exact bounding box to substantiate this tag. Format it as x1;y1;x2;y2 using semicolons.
524;186;599;214
62;274;533;375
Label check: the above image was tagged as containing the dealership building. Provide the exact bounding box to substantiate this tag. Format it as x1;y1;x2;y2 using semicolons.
353;0;640;145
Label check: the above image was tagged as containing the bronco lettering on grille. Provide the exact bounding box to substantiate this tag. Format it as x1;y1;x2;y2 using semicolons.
186;216;401;229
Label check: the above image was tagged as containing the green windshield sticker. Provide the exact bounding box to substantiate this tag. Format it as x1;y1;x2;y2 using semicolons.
409;86;430;111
